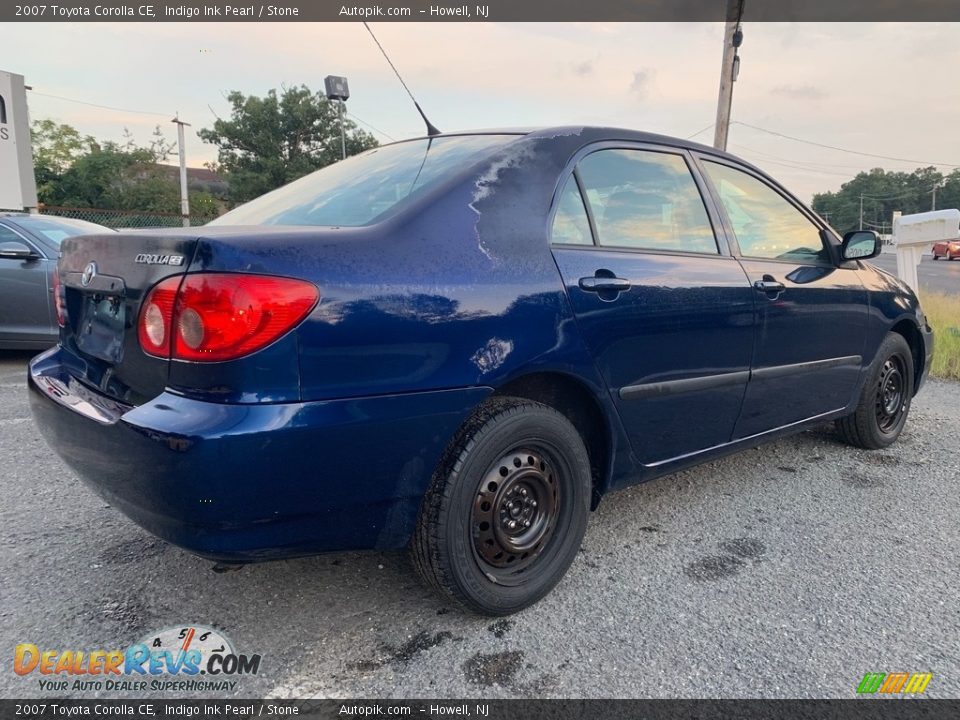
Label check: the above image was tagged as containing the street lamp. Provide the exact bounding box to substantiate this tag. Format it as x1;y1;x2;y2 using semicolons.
324;75;350;160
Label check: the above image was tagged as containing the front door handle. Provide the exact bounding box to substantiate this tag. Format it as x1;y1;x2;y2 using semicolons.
579;276;632;292
753;278;785;293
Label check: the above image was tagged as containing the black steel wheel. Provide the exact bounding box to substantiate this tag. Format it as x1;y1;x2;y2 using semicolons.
875;356;907;434
412;397;591;615
837;332;915;449
471;447;560;582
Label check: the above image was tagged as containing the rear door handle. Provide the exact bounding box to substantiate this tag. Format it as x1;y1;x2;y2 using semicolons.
579;276;632;292
753;279;785;293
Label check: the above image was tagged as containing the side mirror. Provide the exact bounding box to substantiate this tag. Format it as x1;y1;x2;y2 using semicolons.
841;230;881;261
0;241;38;260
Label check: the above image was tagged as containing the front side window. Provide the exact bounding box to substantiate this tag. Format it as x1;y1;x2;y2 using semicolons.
703;161;829;263
551;175;593;245
575;149;718;254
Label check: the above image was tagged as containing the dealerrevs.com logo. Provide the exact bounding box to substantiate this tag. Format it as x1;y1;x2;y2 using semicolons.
14;625;262;693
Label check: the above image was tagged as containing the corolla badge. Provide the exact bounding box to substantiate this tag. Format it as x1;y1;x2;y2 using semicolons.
80;262;97;287
135;253;184;266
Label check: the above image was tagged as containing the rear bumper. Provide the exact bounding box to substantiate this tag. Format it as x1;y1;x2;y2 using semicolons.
29;347;490;561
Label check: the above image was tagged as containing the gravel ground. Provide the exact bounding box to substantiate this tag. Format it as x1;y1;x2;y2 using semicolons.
1;350;957;699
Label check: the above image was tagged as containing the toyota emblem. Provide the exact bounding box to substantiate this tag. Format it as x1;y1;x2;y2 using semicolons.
81;262;97;287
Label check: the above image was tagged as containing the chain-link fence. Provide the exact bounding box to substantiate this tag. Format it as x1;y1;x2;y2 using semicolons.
37;205;218;229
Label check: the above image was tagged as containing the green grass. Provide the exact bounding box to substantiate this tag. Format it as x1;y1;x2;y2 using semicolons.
922;292;960;381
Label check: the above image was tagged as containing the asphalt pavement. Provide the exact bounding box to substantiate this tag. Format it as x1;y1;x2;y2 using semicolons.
869;252;960;296
1;351;958;699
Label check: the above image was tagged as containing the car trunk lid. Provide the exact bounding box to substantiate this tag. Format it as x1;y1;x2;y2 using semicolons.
58;231;198;405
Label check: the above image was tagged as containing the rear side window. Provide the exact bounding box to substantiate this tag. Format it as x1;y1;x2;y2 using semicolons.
576;149;718;254
551;175;593;245
703;161;829;264
209;135;517;228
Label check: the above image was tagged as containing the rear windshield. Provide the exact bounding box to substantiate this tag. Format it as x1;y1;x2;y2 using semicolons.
10;215;113;246
209;135;517;228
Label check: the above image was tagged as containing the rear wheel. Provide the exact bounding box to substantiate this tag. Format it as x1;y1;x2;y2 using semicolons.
836;333;914;449
412;397;591;615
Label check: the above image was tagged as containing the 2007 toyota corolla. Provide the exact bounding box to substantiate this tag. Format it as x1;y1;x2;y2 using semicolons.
29;127;933;615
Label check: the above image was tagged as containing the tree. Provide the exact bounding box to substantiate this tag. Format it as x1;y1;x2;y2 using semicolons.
31;119;96;203
199;85;378;205
38;124;189;213
811;167;953;233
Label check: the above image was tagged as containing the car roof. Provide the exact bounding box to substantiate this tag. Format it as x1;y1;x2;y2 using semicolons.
379;125;759;175
387;125;731;155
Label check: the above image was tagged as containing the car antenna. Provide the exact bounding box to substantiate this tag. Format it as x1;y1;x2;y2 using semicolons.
362;22;441;137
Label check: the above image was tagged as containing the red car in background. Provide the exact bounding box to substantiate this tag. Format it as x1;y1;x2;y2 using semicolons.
932;240;960;260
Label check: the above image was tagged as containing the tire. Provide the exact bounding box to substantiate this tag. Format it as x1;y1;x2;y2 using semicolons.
412;396;591;615
836;333;914;449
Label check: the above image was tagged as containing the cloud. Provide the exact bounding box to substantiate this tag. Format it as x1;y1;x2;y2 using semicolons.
571;60;594;77
630;69;656;98
770;84;828;101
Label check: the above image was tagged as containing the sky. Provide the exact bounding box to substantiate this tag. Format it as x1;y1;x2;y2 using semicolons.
6;21;960;202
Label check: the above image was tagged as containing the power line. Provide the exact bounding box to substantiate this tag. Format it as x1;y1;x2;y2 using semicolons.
346;111;395;142
729;141;874;172
860;189;924;201
34;86;399;145
28;90;169;118
732;120;960;169
686;123;714;140
731;147;856;178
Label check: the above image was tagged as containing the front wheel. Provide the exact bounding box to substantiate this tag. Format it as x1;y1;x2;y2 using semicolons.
412;397;591;615
836;332;914;449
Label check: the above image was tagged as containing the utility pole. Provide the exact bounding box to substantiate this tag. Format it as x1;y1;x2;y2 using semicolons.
859;194;864;231
713;0;745;151
932;184;938;211
171;115;191;227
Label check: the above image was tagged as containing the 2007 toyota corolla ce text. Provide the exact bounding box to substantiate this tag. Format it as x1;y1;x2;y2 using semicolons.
29;127;934;615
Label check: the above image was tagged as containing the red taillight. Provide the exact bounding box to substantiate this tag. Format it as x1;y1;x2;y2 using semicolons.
139;274;319;362
138;276;180;356
51;270;67;327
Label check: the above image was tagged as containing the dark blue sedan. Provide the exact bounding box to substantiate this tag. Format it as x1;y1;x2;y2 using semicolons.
28;127;933;615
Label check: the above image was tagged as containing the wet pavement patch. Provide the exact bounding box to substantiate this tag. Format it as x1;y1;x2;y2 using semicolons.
684;537;767;580
98;535;169;566
720;537;766;560
842;473;884;489
350;630;454;672
683;554;745;580
464;650;524;687
862;453;902;466
97;598;148;633
487;619;513;638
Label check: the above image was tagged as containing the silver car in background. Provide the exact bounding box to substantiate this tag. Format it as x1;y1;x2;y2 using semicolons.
0;213;115;349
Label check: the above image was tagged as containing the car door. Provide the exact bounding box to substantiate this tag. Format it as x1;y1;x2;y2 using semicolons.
0;222;53;344
697;157;868;439
550;144;755;466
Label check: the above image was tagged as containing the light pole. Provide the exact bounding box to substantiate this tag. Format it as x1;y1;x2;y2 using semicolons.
324;75;350;160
